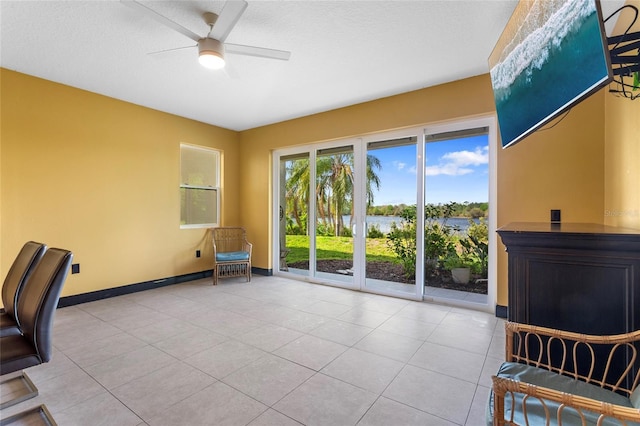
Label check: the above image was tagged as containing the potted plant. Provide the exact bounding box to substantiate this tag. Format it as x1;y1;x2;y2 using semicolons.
443;252;472;284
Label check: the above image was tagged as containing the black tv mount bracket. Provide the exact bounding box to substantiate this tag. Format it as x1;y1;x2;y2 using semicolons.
608;30;640;76
606;4;640;99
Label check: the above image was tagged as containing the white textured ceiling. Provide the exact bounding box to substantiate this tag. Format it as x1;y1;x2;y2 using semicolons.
0;1;625;131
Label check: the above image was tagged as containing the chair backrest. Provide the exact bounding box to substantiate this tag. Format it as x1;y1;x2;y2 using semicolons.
213;227;247;253
16;248;73;363
2;241;47;321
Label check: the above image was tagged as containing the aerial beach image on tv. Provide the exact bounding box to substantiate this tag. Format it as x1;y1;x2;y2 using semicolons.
489;0;612;148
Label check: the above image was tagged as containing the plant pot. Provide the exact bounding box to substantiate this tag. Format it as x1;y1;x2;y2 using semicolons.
451;267;471;284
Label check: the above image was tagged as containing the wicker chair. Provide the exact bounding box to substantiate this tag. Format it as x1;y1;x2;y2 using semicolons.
488;322;640;425
211;227;252;285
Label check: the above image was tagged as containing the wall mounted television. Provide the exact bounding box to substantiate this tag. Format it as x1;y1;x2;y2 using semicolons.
489;0;613;149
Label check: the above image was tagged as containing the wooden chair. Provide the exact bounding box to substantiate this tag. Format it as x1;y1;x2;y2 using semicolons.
211;227;252;285
488;321;640;425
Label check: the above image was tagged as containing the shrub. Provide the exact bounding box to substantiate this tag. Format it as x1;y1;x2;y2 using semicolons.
460;218;489;278
386;202;458;277
286;214;307;235
424;203;457;273
386;218;417;277
367;224;385;239
316;223;335;236
443;252;473;270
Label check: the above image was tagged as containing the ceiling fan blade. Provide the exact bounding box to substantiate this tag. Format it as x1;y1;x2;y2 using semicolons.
209;0;248;42
147;45;197;56
225;43;291;61
120;0;201;42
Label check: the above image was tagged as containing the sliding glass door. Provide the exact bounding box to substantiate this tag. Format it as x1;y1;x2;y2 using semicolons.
363;137;419;297
279;153;310;277
274;118;496;307
313;145;356;286
423;128;490;305
277;144;358;289
275;133;422;299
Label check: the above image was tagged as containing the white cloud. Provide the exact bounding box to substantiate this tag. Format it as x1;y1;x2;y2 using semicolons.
426;146;488;176
441;146;488;167
426;165;473;176
392;160;406;170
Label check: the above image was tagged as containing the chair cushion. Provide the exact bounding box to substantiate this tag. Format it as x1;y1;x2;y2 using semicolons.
630;386;640;409
488;362;639;426
216;251;249;262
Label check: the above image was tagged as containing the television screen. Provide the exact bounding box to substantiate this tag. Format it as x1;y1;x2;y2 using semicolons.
489;0;613;148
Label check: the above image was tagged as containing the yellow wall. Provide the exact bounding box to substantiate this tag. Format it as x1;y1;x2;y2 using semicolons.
1;69;241;298
0;68;3;278
497;92;606;225
604;0;640;231
605;95;640;230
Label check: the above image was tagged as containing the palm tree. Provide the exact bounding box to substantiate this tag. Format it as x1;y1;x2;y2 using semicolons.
327;153;354;236
365;154;382;210
315;155;334;229
285;152;381;237
285;158;310;233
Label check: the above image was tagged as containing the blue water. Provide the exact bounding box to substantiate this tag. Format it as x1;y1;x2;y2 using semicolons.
343;215;479;235
490;0;610;147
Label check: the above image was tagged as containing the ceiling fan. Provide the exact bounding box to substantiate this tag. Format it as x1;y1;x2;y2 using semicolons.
121;0;291;70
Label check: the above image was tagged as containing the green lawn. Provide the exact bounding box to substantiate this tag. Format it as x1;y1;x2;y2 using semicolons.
285;235;397;263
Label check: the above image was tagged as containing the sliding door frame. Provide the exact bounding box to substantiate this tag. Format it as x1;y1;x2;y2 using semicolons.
422;116;498;312
358;128;425;300
272;115;497;311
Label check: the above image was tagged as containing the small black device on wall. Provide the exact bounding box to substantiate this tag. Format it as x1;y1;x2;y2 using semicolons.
550;209;561;223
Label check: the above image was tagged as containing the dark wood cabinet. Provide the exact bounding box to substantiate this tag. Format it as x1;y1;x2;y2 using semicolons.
497;222;640;333
497;223;640;385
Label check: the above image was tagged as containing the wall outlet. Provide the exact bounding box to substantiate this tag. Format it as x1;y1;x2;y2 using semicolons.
71;263;80;274
196;250;201;258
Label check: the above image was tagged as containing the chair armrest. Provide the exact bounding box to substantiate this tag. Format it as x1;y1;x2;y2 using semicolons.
505;322;640;348
504;322;640;394
492;375;640;425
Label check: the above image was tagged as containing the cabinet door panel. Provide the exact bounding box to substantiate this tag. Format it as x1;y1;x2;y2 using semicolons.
524;258;631;334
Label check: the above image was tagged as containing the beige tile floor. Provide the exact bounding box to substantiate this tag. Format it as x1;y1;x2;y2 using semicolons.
0;275;505;426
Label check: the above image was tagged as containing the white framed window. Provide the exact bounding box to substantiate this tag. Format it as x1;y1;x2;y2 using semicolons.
180;144;220;228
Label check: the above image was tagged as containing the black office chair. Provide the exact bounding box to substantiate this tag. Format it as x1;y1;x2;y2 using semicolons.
0;247;72;419
0;242;46;337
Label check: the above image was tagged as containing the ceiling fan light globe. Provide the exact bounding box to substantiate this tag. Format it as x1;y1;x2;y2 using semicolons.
198;38;225;69
199;53;225;69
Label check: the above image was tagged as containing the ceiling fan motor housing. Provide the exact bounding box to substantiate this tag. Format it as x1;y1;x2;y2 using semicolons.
198;38;225;69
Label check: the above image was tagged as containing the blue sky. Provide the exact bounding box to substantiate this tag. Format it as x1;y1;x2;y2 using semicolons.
370;135;489;206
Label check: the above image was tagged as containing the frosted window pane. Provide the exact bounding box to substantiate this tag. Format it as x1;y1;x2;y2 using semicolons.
180;188;218;225
181;146;218;187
